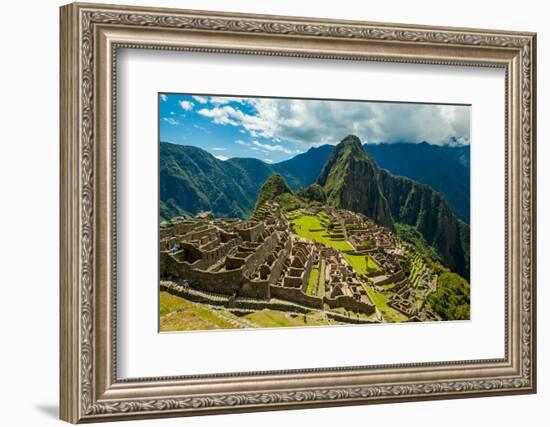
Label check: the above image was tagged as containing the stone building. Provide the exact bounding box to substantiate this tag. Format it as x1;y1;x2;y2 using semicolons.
159;204;407;321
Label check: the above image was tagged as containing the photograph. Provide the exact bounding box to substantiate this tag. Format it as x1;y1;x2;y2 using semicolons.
55;2;536;423
158;94;471;331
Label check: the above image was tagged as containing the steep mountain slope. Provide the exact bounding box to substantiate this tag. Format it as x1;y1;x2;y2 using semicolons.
160;140;470;222
160;142;334;220
317;135;394;228
297;183;326;204
317;135;469;278
160;142;258;220
224;157;274;190
364;142;470;223
230;141;471;222
378;170;470;278
275;141;470;223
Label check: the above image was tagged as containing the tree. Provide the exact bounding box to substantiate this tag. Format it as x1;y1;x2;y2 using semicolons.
427;272;470;320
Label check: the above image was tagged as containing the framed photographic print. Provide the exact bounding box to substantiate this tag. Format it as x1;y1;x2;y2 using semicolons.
60;2;537;423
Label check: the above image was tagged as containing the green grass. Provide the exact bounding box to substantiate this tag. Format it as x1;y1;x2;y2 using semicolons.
364;287;408;323
306;268;320;296
291;215;353;251
343;254;366;274
342;254;379;275
327;306;378;320
160;292;338;331
318;212;331;220
366;256;379;272
291;214;381;277
243;310;331;327
160;291;189;317
159;292;238;331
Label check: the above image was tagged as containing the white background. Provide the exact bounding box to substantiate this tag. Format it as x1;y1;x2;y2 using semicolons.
0;0;546;426
118;50;504;378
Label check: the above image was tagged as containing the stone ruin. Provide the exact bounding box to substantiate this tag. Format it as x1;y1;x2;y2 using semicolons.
160;203;442;323
159;202;377;319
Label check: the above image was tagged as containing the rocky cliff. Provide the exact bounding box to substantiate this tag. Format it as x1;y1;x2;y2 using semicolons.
317;135;469;278
317;135;394;229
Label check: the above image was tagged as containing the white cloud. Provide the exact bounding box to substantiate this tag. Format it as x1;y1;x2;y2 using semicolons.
214;155;229;161
234;140;249;146
210;96;247;105
212;147;227;151
251;140;297;155
192;95;208;104
197;98;470;146
159;94;168;102
178;100;194;111
362;103;471;145
250;147;268;154
197;106;242;126
264;158;274;164
162;117;179;126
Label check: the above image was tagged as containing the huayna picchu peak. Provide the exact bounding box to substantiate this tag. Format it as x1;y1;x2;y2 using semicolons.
316;135;469;279
317;134;394;230
336;134;365;152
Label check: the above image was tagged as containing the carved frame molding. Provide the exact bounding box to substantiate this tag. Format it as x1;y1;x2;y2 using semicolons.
60;2;536;423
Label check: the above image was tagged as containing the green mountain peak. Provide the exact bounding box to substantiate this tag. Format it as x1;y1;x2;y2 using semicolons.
338;134;365;152
256;174;291;203
253;173;302;215
317;135;394;228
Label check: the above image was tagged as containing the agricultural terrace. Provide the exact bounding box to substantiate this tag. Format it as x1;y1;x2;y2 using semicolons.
306;259;326;297
363;287;408;322
160;291;339;331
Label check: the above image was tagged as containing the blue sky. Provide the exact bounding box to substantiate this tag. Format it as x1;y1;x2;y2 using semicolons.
159;94;470;163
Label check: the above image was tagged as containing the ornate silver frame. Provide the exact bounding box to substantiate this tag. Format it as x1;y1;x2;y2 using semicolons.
59;2;537;423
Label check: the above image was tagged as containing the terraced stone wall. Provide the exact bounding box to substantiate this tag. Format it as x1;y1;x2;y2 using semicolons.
270;285;324;310
324;295;375;316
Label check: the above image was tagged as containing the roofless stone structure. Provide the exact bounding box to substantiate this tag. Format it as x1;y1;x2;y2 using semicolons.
160;202;441;323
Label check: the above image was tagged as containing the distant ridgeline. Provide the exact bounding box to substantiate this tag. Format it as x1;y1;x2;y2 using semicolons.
160;136;470;278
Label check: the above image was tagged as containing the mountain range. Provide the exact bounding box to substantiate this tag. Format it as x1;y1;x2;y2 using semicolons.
160;137;470;278
160;140;469;221
159;142;334;220
365;142;470;223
